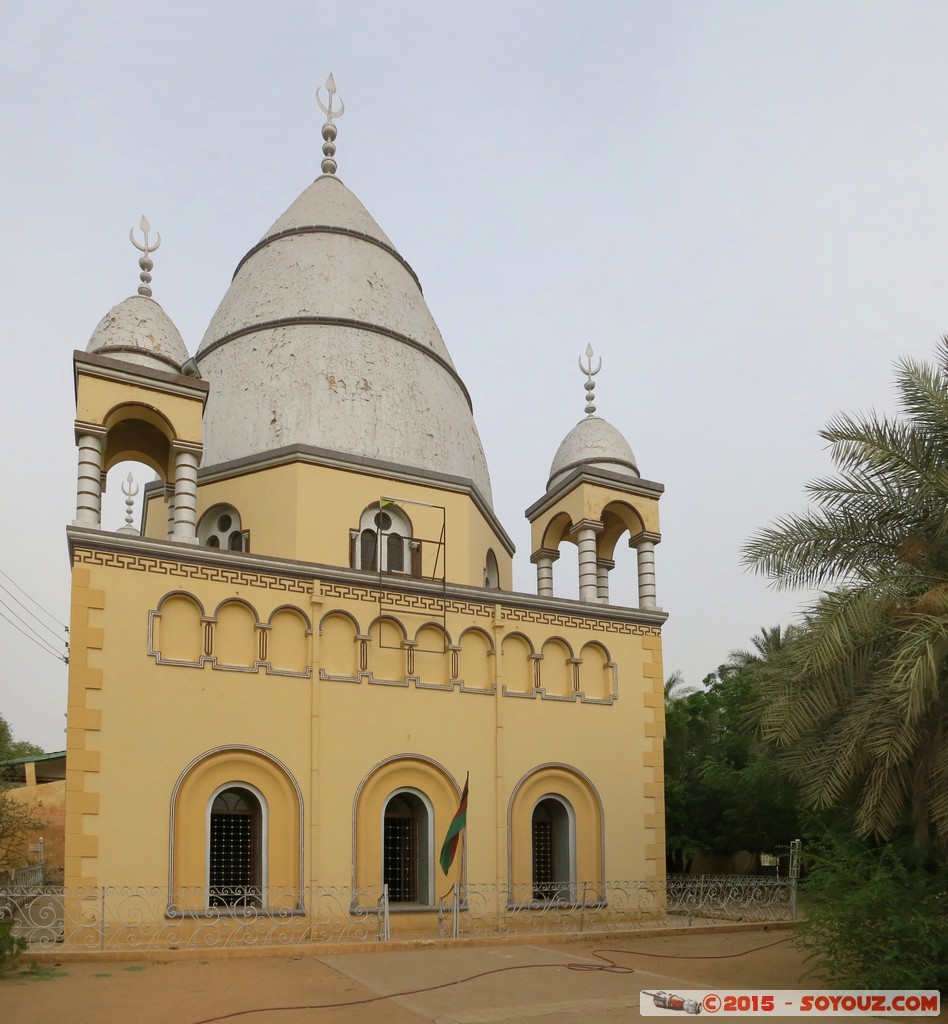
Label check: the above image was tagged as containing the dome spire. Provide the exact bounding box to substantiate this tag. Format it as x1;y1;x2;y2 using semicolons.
129;215;160;298
316;73;345;176
579;343;602;416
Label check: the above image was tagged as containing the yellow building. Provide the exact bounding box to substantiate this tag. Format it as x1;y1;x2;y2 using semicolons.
63;89;667;941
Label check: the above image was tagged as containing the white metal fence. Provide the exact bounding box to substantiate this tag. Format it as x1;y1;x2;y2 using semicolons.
1;875;795;952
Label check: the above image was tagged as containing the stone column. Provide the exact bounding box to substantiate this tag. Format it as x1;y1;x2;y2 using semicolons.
172;447;200;544
632;532;661;609
570;520;603;603
74;430;105;527
530;548;560;598
596;558;615;604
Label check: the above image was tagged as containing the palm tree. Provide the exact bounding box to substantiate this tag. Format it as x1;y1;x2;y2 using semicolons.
663;669;698;709
743;340;948;850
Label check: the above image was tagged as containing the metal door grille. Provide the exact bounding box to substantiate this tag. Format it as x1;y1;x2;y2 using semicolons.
532;820;555;900
209;812;257;906
384;815;418;902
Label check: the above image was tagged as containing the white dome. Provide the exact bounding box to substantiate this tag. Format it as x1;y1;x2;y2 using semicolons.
87;295;189;372
195;175;493;504
547;416;639;492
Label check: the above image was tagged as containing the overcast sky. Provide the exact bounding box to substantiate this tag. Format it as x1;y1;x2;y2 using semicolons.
3;2;948;751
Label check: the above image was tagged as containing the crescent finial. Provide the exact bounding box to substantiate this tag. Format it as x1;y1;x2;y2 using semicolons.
578;345;602;416
129;215;160;297
316;72;345;175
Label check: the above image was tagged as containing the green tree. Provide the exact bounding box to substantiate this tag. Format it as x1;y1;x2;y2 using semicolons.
664;640;801;872
794;830;948;990
0;790;40;872
0;713;44;874
743;341;948;850
0;714;43;763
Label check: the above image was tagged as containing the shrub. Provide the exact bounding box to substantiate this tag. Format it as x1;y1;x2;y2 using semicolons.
0;919;27;973
795;831;948;990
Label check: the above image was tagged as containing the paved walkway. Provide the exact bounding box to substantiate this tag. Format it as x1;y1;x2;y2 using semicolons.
1;927;943;1023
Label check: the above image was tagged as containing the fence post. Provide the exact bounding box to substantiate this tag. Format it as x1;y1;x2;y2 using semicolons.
452;883;459;939
379;884;390;941
99;887;106;951
789;839;801;922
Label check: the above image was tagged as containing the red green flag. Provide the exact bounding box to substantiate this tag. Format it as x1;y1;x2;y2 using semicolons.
439;773;468;875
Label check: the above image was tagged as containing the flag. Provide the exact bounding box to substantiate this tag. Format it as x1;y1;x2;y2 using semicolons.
439;773;469;874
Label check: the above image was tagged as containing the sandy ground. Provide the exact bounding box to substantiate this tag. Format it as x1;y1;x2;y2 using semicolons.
0;927;943;1024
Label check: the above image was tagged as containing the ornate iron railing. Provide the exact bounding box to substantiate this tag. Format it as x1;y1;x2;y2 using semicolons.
666;873;795;923
2;875;794;951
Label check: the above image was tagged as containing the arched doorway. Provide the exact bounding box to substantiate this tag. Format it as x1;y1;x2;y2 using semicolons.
531;796;574;901
208;785;264;907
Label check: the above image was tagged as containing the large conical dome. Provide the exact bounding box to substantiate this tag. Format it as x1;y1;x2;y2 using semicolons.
195;174;493;503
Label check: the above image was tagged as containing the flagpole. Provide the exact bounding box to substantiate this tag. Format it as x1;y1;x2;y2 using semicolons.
459;802;465;901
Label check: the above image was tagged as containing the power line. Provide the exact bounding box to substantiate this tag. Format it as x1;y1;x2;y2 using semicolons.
0;593;68;653
0;579;65;644
0;566;68;632
0;605;67;663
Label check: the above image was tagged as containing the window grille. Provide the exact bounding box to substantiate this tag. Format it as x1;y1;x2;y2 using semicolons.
209;788;260;907
384;798;419;902
532;818;555;900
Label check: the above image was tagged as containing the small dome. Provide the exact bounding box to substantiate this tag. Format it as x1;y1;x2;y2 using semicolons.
87;295;189;373
547;416;639;492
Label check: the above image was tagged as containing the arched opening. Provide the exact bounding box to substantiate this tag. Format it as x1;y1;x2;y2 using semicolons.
208;785;264;907
552;542;579;601
354;504;413;574
484;549;500;589
382;789;432;904
532;796;574;902
599;502;647;607
509;766;602;900
198;504;248;552
170;747;302;914
102;460;155;534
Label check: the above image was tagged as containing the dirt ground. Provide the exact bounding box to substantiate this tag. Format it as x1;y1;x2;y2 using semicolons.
0;926;943;1024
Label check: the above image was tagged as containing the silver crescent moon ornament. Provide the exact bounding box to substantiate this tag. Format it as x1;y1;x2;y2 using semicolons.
579;345;602;416
130;215;161;296
316;73;345;122
579;346;602;378
129;216;160;255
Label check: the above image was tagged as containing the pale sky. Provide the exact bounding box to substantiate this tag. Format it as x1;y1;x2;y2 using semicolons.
3;1;948;751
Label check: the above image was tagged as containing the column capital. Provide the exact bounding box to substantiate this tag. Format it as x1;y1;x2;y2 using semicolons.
530;547;561;564
630;530;661;547
596;558;616;571
569;519;603;538
74;422;107;443
171;440;203;458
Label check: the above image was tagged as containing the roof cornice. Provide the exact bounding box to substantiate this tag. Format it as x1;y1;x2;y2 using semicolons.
525;466;665;522
142;442;515;556
66;526;667;627
73;350;209;403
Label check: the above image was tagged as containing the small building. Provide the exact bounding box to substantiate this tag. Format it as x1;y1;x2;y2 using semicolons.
1;751;66;882
62;85;667;943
